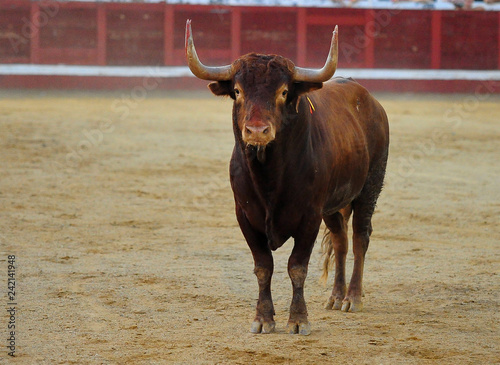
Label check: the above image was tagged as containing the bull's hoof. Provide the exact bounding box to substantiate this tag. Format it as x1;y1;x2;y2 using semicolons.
341;298;363;312
286;321;311;336
325;296;343;310
325;285;347;310
250;320;275;334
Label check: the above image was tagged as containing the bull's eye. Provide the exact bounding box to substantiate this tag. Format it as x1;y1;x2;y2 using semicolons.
234;88;240;96
282;90;288;97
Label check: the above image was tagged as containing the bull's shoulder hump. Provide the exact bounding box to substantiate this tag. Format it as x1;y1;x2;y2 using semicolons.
318;78;370;102
330;76;356;85
323;77;365;92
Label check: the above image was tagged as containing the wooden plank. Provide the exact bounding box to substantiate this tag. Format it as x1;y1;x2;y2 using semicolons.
105;2;163;11
307;15;365;26
164;4;174;65
431;11;442;69
52;1;97;10
38;47;98;65
231;8;241;61
97;4;106;65
30;1;40;64
174;49;230;60
0;57;31;64
0;0;30;9
297;8;307;66
364;10;375;68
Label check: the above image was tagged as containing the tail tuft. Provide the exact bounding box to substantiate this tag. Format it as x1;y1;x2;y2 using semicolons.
320;228;335;285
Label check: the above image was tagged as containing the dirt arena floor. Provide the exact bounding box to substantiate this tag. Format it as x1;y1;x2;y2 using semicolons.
1;88;499;364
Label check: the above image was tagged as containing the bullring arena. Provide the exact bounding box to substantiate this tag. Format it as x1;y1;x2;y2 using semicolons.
1;89;499;363
1;0;500;364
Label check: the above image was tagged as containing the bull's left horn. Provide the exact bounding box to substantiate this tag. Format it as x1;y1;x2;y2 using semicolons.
293;25;338;83
185;19;234;81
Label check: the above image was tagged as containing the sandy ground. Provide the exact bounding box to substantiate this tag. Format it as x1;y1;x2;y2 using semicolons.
0;89;499;364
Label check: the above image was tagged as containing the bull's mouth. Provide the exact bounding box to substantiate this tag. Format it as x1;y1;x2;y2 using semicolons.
243;139;273;147
244;142;271;163
256;145;267;163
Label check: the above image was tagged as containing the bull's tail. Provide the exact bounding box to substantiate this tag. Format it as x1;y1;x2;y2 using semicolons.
320;205;352;285
320;228;335;285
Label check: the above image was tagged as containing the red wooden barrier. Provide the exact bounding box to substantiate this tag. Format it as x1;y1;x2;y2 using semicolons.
0;1;499;91
1;1;499;69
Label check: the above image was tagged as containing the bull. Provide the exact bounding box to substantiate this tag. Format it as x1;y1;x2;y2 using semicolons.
185;20;389;335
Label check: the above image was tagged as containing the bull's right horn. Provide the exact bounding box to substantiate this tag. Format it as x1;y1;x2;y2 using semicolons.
185;19;234;81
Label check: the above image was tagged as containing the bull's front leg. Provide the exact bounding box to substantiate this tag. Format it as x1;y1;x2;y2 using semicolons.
252;258;275;334
235;205;275;333
286;219;321;335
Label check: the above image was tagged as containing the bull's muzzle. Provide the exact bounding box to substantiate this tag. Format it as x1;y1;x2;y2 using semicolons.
242;123;275;146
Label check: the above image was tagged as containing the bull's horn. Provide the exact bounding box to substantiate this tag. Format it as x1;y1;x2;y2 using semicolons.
294;25;338;83
185;19;234;81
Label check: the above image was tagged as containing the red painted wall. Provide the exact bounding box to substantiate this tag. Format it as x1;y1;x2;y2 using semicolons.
1;1;499;69
0;1;499;91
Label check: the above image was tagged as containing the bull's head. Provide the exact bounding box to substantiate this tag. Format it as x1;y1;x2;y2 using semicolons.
185;20;338;148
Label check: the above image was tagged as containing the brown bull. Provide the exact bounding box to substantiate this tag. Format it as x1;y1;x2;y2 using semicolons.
185;20;389;335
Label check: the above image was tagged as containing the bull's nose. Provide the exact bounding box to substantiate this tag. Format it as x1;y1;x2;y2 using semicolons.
245;125;269;135
242;123;275;146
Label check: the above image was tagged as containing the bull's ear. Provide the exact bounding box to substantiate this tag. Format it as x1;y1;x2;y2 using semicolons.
208;81;234;99
293;82;323;96
290;82;323;112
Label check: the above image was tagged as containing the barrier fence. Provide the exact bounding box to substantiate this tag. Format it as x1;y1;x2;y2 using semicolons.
1;1;499;91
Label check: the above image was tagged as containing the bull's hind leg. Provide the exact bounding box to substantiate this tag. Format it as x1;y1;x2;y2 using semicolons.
323;206;352;310
343;157;387;312
235;205;275;334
